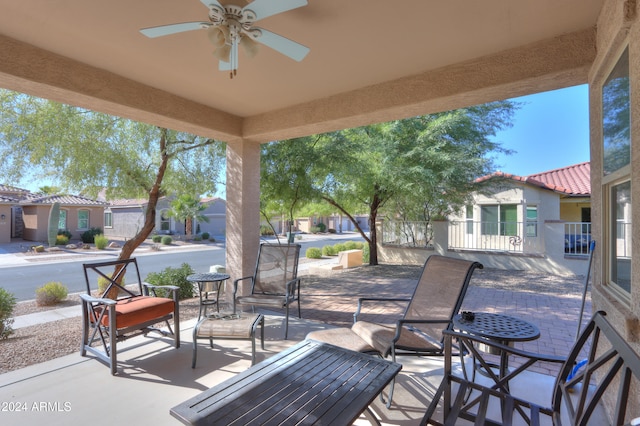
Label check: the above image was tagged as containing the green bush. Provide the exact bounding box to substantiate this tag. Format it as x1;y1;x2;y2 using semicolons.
317;223;326;232
322;245;336;256
161;236;173;245
201;232;210;240
305;247;322;259
145;263;195;300
151;234;162;243
362;243;370;264
344;241;359;250
310;226;321;234
57;229;72;239
81;227;102;243
35;281;68;306
94;234;109;249
0;288;16;340
97;273;117;294
55;234;69;245
260;225;275;236
333;243;347;253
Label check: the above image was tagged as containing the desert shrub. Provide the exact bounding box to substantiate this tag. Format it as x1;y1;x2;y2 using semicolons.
151;234;162;243
305;247;322;259
35;282;68;306
354;241;365;249
201;232;210;240
343;241;359;250
362;243;370;264
81;227;102;243
310;226;321;234
161;236;173;245
94;234;109;249
0;288;16;340
57;229;72;239
322;245;336;256
145;263;195;299
193;235;202;241
97;273;118;294
260;225;275;236
55;234;69;245
333;243;347;253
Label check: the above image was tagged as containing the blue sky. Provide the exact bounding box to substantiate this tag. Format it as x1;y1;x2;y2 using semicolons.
490;84;590;176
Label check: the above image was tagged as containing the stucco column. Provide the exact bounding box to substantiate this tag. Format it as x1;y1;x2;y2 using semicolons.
224;138;261;303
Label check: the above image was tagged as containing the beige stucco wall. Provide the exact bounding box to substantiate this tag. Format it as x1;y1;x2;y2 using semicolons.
22;205;105;242
588;0;640;418
559;200;591;222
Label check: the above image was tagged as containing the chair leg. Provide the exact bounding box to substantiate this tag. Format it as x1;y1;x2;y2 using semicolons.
109;314;118;376
192;324;200;368
284;304;290;340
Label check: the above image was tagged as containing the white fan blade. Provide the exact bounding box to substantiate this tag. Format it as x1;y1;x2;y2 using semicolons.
140;22;209;38
244;0;307;21
199;0;223;10
254;28;309;61
219;61;231;71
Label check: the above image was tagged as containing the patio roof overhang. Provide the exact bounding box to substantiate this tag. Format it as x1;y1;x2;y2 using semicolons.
0;1;602;144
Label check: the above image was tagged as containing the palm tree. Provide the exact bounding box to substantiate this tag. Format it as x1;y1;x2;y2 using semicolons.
167;194;210;238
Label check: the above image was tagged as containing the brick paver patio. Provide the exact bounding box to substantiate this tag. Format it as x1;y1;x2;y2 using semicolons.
298;263;590;376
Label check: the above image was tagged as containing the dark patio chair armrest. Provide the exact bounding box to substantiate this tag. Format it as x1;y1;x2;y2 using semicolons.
354;297;411;322
79;293;117;306
232;276;254;296
393;318;453;343
286;277;301;296
142;282;179;299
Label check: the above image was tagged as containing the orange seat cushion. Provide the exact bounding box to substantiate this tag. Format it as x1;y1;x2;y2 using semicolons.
94;296;175;329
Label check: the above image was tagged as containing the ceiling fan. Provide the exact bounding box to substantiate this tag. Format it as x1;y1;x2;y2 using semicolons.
140;0;310;79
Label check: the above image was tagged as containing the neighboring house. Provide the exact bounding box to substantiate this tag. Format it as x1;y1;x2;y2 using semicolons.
103;196;226;240
20;193;105;242
0;184;106;243
448;162;591;254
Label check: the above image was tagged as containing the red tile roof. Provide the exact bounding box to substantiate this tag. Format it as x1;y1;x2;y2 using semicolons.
475;162;591;196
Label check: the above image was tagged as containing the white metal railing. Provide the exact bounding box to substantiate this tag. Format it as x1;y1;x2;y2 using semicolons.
564;222;593;255
448;221;538;252
381;221;433;247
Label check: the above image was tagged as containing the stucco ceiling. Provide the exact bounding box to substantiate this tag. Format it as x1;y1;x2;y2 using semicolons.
0;0;603;142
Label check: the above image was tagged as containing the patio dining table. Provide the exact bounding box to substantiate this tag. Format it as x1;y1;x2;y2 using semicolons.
170;339;402;425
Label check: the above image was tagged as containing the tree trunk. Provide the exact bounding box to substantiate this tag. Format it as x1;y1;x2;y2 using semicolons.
119;130;170;260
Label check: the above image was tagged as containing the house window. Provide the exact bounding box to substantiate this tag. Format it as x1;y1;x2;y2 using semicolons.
602;46;631;298
58;209;67;230
78;210;89;230
160;209;170;231
465;206;473;234
526;206;538;237
104;210;112;228
481;204;517;236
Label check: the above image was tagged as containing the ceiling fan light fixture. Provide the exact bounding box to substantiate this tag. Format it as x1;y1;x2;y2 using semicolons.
213;43;231;62
141;0;309;79
240;36;259;58
207;26;226;48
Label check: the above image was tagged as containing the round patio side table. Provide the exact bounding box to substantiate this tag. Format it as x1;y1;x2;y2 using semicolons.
187;272;231;320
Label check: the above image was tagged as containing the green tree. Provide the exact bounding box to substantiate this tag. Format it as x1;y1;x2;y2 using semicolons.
261;101;517;264
0;89;225;259
38;185;62;195
167;194;210;238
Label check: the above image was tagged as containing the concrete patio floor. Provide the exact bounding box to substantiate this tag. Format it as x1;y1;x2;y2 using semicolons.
0;264;596;425
0;313;574;426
